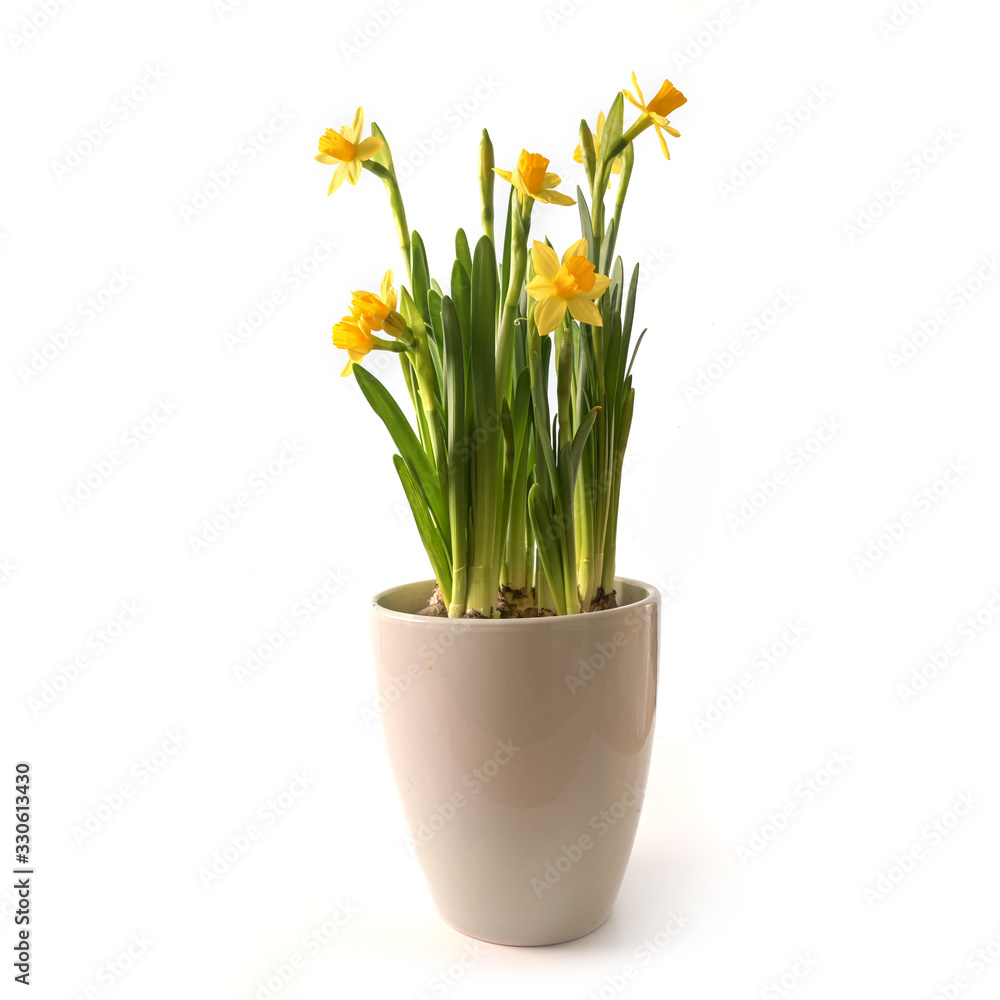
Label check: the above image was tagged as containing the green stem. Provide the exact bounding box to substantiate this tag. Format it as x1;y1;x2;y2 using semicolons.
495;199;531;403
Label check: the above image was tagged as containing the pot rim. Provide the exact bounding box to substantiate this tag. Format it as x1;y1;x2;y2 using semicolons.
372;576;660;626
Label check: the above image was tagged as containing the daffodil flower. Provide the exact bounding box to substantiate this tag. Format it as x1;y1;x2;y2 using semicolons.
315;106;383;195
332;315;373;376
525;239;611;335
494;150;575;207
622;73;687;159
574;112;623;187
350;270;407;339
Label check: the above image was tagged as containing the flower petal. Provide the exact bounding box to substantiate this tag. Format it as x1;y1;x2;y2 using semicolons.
543;189;576;206
647;111;670;128
356;136;383;160
532;295;567;337
525;276;555;301
630;71;645;106
530;241;560;281
346;158;362;184
340;358;356;376
542;172;562;188
573;144;583;164
493;167;513;184
589;273;612;298
654;124;671;160
567;295;603;327
328;162;348;195
350;106;364;144
381;270;393;304
562;238;589;263
314;153;337;164
623;89;645;112
596;111;606;135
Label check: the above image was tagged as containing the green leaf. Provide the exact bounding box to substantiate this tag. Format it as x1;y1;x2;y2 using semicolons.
577;186;595;262
410;230;431;325
499;186;515;303
393;454;452;604
353;365;447;534
600;217;617;276
626;328;647;380
569;405;600;483
450;258;472;374
578;119;597;189
527;484;566;617
601;93;625;168
455;228;473;277
369;122;396;175
440;295;468;602
426;288;446;393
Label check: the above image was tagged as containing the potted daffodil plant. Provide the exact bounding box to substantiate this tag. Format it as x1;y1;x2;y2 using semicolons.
317;72;687;946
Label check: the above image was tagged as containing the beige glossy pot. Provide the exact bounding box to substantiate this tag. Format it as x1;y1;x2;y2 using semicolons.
371;577;659;946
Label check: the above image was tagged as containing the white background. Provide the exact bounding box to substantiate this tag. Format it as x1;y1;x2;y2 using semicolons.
3;0;1000;996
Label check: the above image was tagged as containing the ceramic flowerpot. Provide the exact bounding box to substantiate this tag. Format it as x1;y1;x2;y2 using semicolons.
371;576;660;946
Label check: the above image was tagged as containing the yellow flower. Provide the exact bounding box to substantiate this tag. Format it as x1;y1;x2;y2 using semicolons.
622;73;687;159
525;239;611;335
573;112;623;187
314;106;383;195
332;315;373;376
350;270;401;335
493;150;575;207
